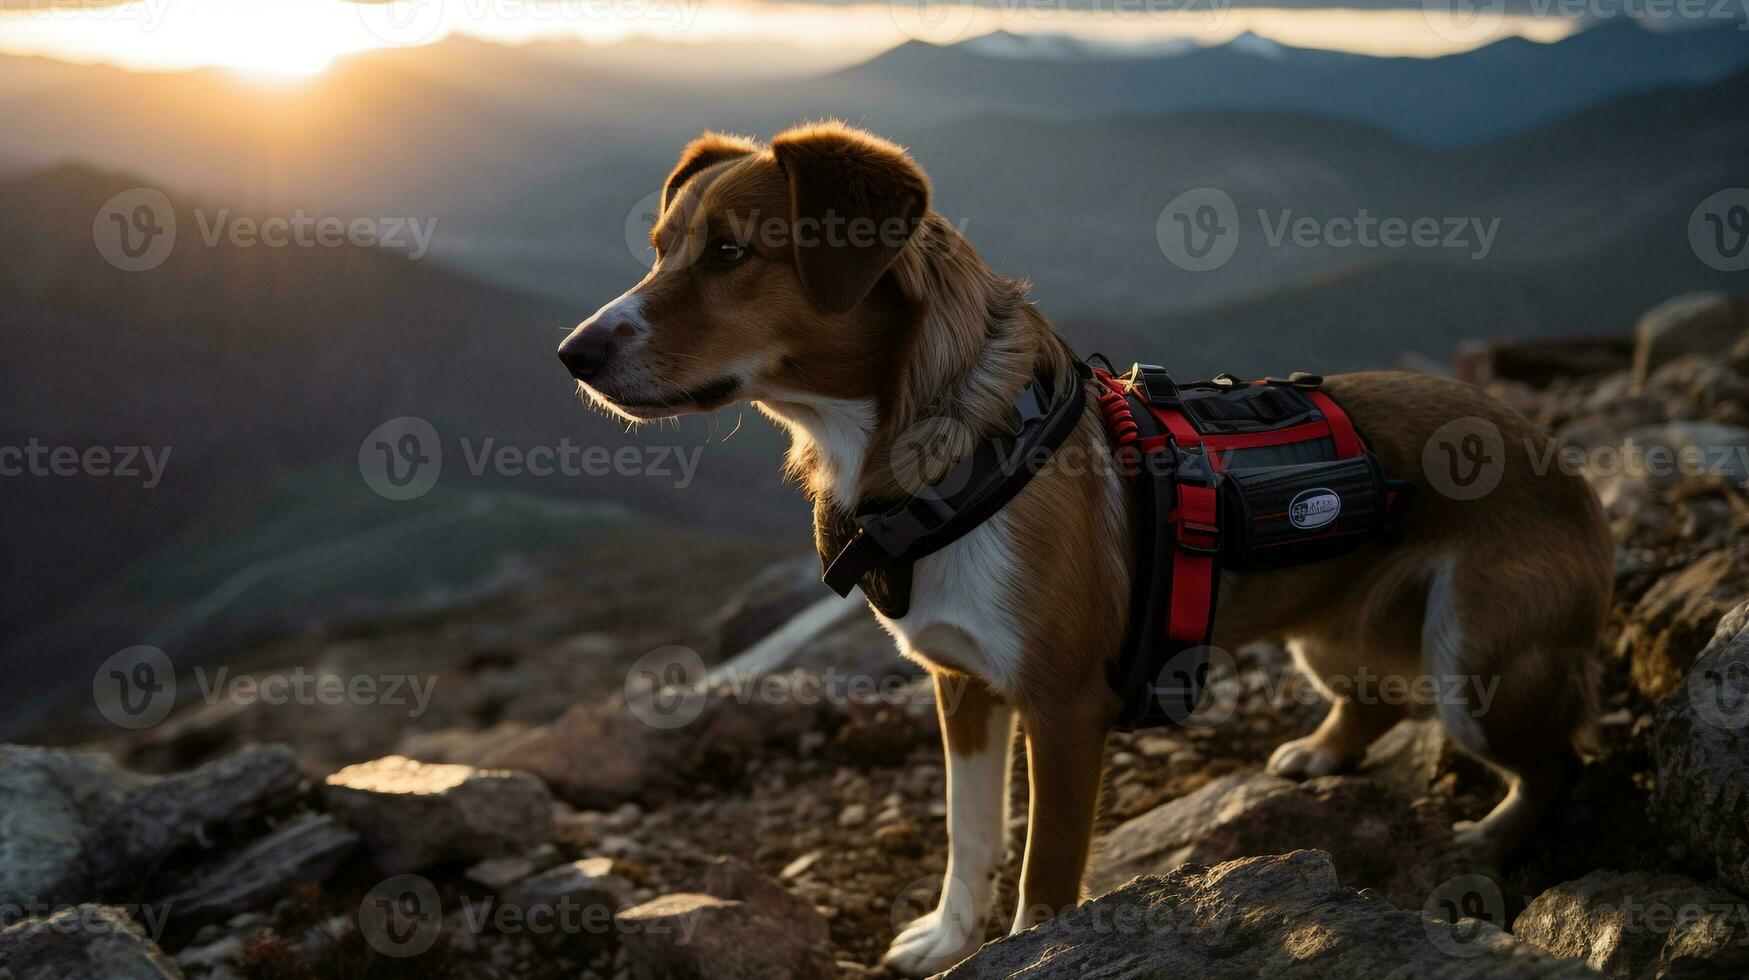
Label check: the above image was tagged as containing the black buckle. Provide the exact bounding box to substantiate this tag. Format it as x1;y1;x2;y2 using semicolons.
1011;381;1049;433
1177;523;1221;556
1134;364;1179;408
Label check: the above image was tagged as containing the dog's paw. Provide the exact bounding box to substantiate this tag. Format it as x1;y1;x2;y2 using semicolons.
881;908;985;977
1267;736;1352;780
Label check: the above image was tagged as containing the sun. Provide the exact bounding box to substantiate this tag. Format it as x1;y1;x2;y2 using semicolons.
0;0;391;76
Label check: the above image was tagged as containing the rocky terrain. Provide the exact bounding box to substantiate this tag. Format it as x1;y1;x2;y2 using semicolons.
3;292;1748;979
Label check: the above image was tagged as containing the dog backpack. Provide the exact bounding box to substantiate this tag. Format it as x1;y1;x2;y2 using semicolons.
1091;362;1411;731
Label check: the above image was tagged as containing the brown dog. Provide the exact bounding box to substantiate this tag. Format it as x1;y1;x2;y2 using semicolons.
557;122;1612;975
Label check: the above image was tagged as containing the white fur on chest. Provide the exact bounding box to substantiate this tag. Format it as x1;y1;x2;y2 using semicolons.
758;393;1027;695
875;511;1026;696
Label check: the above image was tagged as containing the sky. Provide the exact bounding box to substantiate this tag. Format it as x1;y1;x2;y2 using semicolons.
0;0;1595;76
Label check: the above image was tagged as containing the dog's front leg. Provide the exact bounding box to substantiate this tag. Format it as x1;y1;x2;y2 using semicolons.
1011;690;1111;933
883;670;1013;977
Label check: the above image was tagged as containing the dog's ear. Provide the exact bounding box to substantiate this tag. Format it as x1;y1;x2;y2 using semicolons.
771;122;930;314
663;132;758;212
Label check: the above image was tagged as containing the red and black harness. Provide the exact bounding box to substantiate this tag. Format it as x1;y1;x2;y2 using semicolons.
818;357;1410;730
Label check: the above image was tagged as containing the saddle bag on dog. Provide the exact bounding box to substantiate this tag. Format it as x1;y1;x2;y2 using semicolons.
1091;363;1412;731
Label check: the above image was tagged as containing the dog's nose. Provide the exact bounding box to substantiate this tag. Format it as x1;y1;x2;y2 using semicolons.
557;327;613;382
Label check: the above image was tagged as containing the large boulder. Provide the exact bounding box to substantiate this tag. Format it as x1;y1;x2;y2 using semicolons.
1632;293;1748;389
1087;772;1462;909
0;745;154;909
323;756;552;874
1514;870;1749;979
618;892;835;980
1652;600;1749;895
0;905;182;980
1620;551;1749;702
944;851;1598;978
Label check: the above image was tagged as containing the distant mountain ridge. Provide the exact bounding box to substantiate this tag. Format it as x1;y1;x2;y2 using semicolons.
824;19;1749;145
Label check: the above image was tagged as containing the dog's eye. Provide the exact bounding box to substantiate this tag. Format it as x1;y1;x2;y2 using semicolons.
713;240;747;265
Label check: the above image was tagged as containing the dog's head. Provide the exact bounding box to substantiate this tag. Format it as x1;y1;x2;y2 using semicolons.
558;122;932;421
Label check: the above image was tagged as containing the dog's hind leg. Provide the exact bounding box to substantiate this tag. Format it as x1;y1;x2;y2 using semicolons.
1268;636;1410;779
1424;556;1596;866
883;670;1013;978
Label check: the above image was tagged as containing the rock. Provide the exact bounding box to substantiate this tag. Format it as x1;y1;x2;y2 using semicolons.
1645;357;1749;419
0;745;153;908
153;814;358;942
1620;423;1749;490
945;851;1598;979
780;851;823;880
711;556;825;658
465;843;561;890
1633;293;1749;388
1652;600;1749;895
323;756;552;874
1514;870;1749;978
1361;718;1463;793
1622;551;1749;701
697;856;830;947
395;722;532;768
838;803;868;828
618;893;834;980
0;905;182;980
1087;772;1462;909
873;819;922;855
505;857;631;914
1454;337;1633;389
482;684;828;809
60;745;301;902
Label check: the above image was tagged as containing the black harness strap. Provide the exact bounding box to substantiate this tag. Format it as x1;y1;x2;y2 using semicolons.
819;365;1089;618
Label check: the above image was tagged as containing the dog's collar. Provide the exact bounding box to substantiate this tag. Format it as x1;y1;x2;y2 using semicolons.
819;361;1089;615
